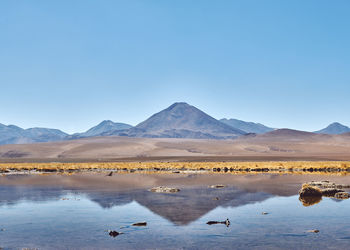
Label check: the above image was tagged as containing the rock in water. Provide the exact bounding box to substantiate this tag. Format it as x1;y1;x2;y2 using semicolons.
321;188;344;197
299;184;322;197
334;192;350;199
206;219;230;227
108;230;123;237
132;222;147;226
299;196;322;207
307;229;320;233
209;184;226;189
299;182;348;206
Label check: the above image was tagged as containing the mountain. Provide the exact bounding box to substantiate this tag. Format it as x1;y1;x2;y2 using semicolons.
314;122;350;135
107;102;246;139
24;128;68;141
67;120;132;139
220;118;274;134
0;124;25;144
0;123;68;145
2;103;348;144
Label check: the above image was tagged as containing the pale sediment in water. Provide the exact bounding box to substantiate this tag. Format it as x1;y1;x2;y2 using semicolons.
150;186;180;193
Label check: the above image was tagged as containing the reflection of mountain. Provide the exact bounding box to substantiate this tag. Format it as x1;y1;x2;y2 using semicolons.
0;186;67;206
87;188;272;225
0;185;273;225
131;188;272;225
87;191;134;208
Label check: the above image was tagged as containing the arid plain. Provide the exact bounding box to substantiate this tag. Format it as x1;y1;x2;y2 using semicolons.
1;129;349;162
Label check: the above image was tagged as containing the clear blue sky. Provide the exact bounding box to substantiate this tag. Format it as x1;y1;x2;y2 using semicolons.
1;0;349;134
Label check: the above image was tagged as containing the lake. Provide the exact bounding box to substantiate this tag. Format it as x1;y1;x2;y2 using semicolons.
0;173;350;249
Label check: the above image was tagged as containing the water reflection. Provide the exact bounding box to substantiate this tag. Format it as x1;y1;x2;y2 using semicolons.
0;183;273;225
1;173;350;222
1;173;350;249
89;188;273;225
299;195;323;206
0;185;67;206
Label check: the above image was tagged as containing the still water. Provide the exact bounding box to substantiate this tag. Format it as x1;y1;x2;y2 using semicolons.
0;173;350;249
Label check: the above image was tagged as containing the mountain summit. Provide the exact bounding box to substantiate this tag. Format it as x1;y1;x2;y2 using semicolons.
111;102;246;139
315;122;350;135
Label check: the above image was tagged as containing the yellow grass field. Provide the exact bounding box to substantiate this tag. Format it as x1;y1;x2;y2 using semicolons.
1;161;350;175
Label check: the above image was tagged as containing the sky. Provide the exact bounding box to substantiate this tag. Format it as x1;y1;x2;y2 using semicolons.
0;0;349;134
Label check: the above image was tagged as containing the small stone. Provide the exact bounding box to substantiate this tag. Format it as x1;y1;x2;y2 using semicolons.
207;219;230;227
334;192;349;199
307;229;320;233
209;184;226;189
322;188;344;197
132;222;147;226
108;230;123;237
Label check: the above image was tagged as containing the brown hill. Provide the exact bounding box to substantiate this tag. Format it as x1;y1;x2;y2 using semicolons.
261;129;314;137
0;128;349;161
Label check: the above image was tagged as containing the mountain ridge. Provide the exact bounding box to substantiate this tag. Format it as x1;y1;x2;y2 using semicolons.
220;118;274;134
67;120;132;139
1;103;349;145
0;124;68;145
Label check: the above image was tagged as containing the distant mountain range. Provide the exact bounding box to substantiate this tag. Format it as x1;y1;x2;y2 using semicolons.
0;123;67;145
0;102;349;145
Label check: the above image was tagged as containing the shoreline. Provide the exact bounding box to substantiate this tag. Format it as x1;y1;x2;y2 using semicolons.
1;155;350;163
1;161;350;175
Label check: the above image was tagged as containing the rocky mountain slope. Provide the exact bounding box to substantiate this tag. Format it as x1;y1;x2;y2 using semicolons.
220;118;273;134
315;122;350;134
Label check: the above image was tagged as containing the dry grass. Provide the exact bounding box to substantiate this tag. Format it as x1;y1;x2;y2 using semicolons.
1;161;350;175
